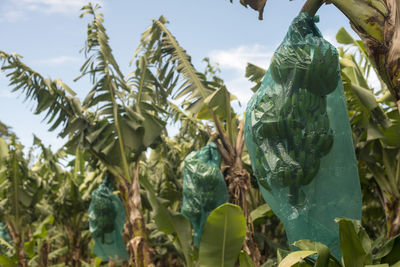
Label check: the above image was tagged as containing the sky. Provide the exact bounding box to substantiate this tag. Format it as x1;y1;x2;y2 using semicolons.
0;0;356;151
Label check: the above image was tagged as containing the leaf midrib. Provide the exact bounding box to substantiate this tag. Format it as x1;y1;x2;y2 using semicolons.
221;209;228;266
154;21;208;100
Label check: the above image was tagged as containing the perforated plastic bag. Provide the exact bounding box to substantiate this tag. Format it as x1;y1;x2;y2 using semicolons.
181;142;229;247
89;177;128;262
0;222;11;254
244;13;362;258
0;222;11;242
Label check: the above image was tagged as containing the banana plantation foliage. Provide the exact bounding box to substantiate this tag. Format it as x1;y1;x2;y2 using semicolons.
0;1;400;267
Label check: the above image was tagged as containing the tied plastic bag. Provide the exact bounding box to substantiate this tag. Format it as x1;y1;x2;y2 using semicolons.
181;142;229;247
244;13;362;258
89;176;128;262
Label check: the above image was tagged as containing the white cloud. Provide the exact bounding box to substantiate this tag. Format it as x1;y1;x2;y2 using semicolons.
37;56;80;65
2;9;25;22
226;77;254;108
1;0;103;22
13;0;102;14
208;44;274;107
209;44;274;73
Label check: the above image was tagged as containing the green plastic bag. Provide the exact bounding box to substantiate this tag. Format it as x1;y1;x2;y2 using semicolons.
244;13;362;259
0;222;11;242
181;142;229;247
89;176;128;262
0;222;11;254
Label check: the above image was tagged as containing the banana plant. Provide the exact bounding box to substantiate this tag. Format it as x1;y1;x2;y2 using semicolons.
336;29;400;239
23;215;55;267
329;0;400;111
228;0;400;113
147;124;209;207
244;26;400;239
136;16;262;265
31;137;101;266
0;133;100;267
277;218;400;267
0;128;44;267
0;3;175;265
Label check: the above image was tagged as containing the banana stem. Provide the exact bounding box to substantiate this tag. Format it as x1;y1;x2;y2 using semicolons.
301;0;324;16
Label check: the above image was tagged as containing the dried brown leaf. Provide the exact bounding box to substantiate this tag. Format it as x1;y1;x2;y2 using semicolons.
244;0;267;20
386;0;400;98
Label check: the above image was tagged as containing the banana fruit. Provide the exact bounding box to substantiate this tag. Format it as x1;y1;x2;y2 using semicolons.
251;86;334;205
246;13;339;206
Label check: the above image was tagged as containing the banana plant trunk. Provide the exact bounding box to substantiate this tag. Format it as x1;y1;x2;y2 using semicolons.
65;226;82;267
119;157;153;267
38;241;49;267
6;223;27;267
223;163;261;266
91;151;153;265
385;196;400;238
16;235;27;267
329;0;400;109
213;119;261;266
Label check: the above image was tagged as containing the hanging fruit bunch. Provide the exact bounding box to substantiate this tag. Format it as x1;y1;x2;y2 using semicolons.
246;14;339;206
244;12;364;259
181;142;228;246
89;176;128;262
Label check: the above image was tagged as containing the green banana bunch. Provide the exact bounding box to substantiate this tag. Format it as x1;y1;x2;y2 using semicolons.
252;87;333;205
89;182;118;243
269;42;339;96
181;142;229;247
303;44;339;96
269;15;339;96
248;13;339;206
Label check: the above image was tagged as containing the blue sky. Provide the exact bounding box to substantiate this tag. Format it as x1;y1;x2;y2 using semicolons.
0;0;354;150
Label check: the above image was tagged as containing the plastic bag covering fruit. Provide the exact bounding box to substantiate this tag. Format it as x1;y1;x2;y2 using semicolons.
244;13;362;259
0;222;11;246
89;176;128;262
181;142;229;247
0;222;11;254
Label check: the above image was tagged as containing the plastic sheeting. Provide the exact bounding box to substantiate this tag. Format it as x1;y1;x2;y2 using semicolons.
244;13;362;258
89;176;128;262
0;222;11;242
0;222;11;254
181;142;229;247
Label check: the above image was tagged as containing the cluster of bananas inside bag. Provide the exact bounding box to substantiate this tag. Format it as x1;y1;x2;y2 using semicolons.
244;13;362;258
247;13;339;206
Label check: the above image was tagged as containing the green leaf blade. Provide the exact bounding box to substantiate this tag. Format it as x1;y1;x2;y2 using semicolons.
278;251;316;267
199;203;246;267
